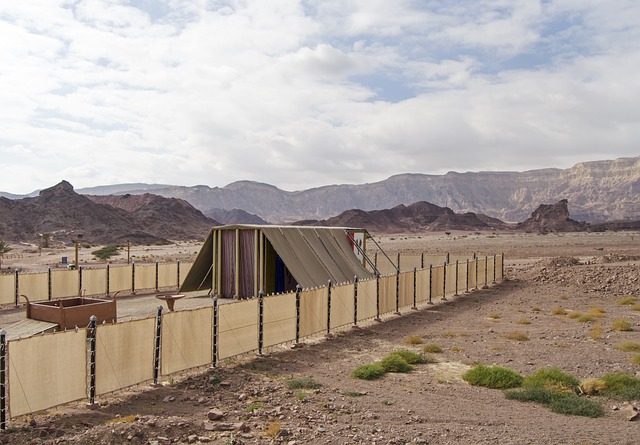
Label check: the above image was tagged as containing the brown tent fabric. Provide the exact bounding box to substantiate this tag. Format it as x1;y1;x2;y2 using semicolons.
179;225;374;294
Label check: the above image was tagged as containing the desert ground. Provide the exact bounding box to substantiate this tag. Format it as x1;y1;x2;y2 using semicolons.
0;231;639;444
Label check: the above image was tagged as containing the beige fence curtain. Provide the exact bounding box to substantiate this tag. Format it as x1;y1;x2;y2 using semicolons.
375;258;397;276
161;307;213;375
96;318;155;395
445;263;457;296
415;269;430;303
456;261;468;293
400;255;422;272
0;274;15;305
300;287;328;338
496;254;503;280
468;260;477;289
218;299;258;359
398;271;414;309
431;266;444;299
487;256;496;283
19;272;49;302
135;264;156;292
109;265;132;293
9;330;87;418
330;283;354;330
82;268;107;296
263;292;296;347
477;258;487;287
378;275;396;315
158;263;178;289
357;278;377;321
51;269;79;298
179;262;193;287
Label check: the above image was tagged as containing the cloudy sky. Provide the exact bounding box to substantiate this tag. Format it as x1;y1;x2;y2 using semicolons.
1;1;639;194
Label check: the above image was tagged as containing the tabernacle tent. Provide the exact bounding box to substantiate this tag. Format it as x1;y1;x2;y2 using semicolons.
179;225;374;299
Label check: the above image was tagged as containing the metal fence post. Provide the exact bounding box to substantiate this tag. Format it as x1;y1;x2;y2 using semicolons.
87;315;97;408
395;267;400;315
455;260;459;296
131;262;136;295
258;291;264;354
153;306;163;385
14;270;19;307
212;296;218;367
442;262;447;301
375;274;381;321
326;280;332;335
466;259;470;293
155;262;159;292
501;253;505;279
295;285;301;344
412;267;417;310
475;257;479;290
421;253;424;269
353;276;358;325
106;264;110;296
177;260;181;289
493;254;497;284
48;268;52;300
484;256;489;289
0;329;6;430
428;265;433;304
79;266;83;296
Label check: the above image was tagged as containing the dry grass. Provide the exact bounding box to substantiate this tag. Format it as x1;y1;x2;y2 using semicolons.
502;331;529;341
630;355;640;365
451;346;466;352
587;307;606;318
612;319;632;332
580;378;606;395
531;306;541;312
632;304;640;311
516;317;531;325
405;335;424;345
615;341;640;352
567;311;582;319
589;322;603;340
559;295;569;301
617;296;637;306
488;313;501;320
576;313;595;323
422;343;443;353
264;420;282;438
551;306;567;315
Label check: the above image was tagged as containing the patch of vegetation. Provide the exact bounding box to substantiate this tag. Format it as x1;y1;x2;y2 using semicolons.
450;346;465;352
589;322;602;340
504;387;603;417
287;376;321;390
559;295;569;301
631;303;640;311
342;391;365;397
422;343;443;353
551;306;567;315
379;354;414;373
388;349;435;365
502;331;529;341
488;313;501;320
405;335;423;345
611;318;632;332
296;390;306;401
92;244;120;261
580;378;606;395
567;311;582;320
630;355;640;365
531;306;541;312
246;401;265;413
264;420;281;438
617;296;637;306
462;364;523;389
615;341;640;352
516;317;531;325
587;307;606;318
576;313;595;323
600;372;640;401
522;367;579;393
352;364;386;380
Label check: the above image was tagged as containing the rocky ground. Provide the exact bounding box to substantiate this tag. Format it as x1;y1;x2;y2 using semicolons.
1;231;639;444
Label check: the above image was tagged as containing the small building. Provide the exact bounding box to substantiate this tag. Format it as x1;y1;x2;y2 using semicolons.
179;225;374;298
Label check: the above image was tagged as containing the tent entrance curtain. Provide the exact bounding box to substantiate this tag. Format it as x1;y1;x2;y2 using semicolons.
221;230;236;298
238;230;255;298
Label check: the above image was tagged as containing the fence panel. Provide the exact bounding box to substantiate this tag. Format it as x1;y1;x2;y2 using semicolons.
424;254;447;266
179;262;193;287
457;261;468;293
376;257;397;276
468;260;477;289
378;275;396;315
82;268;107;296
445;263;457;296
497;254;504;280
400;255;422;272
330;283;354;330
477;258;487;288
51;269;79;298
158;263;178;289
161;307;213;375
300;287;328;338
0;274;15;305
19;272;49;302
109;265;132;294
357;278;377;322
398;271;414;309
416;269;430;304
431;266;444;299
135;264;156;292
96;318;155;395
263;292;296;348
218;299;258;359
488;256;496;284
9;330;87;417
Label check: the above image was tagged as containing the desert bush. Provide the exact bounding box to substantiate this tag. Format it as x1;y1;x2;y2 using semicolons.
287;376;321;390
352;364;386;380
502;331;529;341
488;313;501;320
600;372;640;400
379;354;414;373
576;313;595;323
631;303;640;311
551;307;567;315
405;335;423;345
523;368;579;393
589;322;602;340
264;420;281;438
505;387;603;418
389;349;435;365
615;341;640;352
580;378;606;395
531;306;541;312
516;317;531;325
422;343;443;353
617;296;637;306
631;355;640;365
567;311;582;320
611;318;632;331
587;307;606;318
92;244;120;261
462;364;523;389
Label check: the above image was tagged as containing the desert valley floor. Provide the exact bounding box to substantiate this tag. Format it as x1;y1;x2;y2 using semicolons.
0;231;639;444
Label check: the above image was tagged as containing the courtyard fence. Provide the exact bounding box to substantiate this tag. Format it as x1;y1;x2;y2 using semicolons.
0;254;503;427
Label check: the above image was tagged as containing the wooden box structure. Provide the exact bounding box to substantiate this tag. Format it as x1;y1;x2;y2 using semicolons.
23;296;117;329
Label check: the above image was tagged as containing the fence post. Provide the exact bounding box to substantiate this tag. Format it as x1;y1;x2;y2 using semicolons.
0;329;6;430
326;280;332;336
353;276;358;325
87;315;97;408
212;296;218;367
106;264;110;296
295;285;301;345
484;256;489;289
421;253;424;269
131;263;136;295
397;252;400;272
153;306;163;385
14;270;19;307
395;266;400;315
375;274;381;321
493;254;497;284
177;261;181;289
501;253;505;279
374;253;378;272
155;262;159;292
428;265;433;305
412;267;417;310
48;268;52;300
441;262;447;301
258;291;264;354
475;257;479;290
79;266;83;296
466;259;470;293
455;260;459;296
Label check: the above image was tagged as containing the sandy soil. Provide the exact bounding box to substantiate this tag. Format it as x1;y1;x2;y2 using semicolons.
1;231;639;444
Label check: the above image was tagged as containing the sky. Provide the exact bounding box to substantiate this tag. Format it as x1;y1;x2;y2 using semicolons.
1;0;639;194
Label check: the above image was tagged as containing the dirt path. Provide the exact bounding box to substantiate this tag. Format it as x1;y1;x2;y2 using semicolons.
1;232;639;444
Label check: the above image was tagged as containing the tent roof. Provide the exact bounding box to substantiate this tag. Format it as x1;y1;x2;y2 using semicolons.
179;225;373;293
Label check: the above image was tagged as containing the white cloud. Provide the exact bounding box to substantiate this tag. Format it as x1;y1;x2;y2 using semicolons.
0;0;639;194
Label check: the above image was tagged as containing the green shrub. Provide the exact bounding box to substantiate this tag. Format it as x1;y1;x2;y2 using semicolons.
505;387;603;418
615;341;640;352
405;335;423;345
600;372;640;400
523;367;579;393
352;364;386;380
611;318;632;331
379;354;414;373
287;376;321;390
92;244;120;260
462;365;524;389
422;343;443;353
388;349;435;365
631;354;640;365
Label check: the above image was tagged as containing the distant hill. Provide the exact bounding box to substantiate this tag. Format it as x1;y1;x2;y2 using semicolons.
0;181;218;245
205;208;268;225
